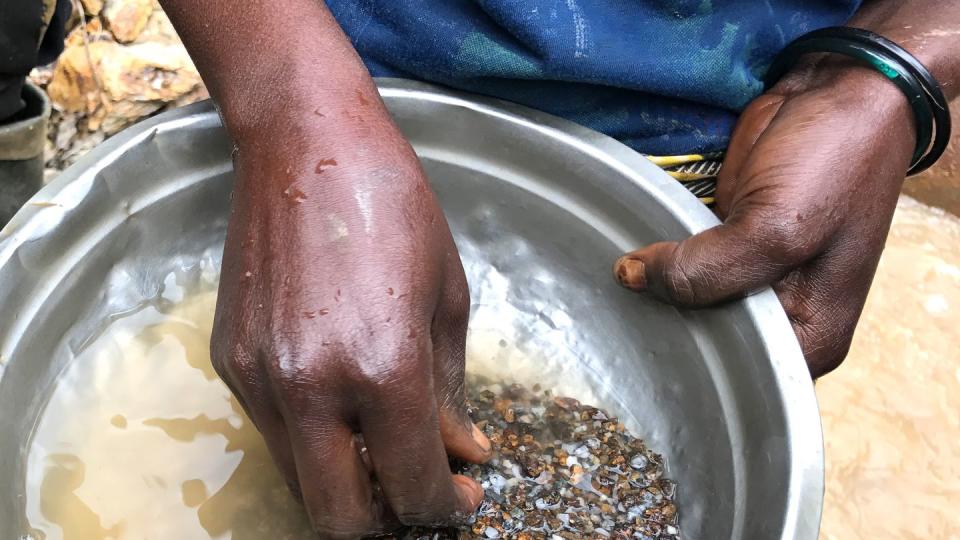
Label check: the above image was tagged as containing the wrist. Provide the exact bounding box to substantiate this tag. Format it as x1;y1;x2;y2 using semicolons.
776;58;915;156
219;67;390;149
841;1;960;100
229;109;428;210
221;66;419;193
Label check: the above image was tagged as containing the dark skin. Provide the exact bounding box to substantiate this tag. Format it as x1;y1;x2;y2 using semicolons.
614;1;960;377
159;0;959;537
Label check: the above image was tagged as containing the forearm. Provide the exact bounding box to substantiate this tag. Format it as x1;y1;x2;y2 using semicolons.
851;1;960;99
158;0;424;228
768;1;959;176
159;0;391;146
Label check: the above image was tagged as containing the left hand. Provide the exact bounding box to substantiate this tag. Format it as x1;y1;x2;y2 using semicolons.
613;63;915;377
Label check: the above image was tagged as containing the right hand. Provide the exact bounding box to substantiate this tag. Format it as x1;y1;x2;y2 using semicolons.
210;86;492;538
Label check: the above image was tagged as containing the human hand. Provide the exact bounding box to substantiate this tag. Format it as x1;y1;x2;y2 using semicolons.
210;93;491;538
614;64;916;377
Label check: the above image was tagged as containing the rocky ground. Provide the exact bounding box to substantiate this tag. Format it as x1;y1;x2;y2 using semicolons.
29;0;206;178
28;2;960;538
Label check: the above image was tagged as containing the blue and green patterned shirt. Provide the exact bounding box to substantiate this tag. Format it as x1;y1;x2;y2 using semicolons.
326;0;861;154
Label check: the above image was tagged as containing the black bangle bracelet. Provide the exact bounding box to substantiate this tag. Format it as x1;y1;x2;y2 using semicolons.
800;27;952;175
765;27;952;176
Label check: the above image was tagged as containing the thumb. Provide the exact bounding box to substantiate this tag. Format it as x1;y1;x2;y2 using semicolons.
433;255;492;464
713;93;787;218
612;211;820;308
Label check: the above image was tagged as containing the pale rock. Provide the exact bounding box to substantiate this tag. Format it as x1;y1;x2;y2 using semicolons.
102;0;153;43
46;39;115;114
80;0;104;16
47;32;204;134
137;5;180;42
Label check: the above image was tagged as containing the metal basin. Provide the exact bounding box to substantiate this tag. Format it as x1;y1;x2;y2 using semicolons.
0;79;822;539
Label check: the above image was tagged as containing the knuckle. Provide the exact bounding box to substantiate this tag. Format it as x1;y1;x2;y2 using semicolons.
347;347;429;392
209;338;254;384
445;290;470;329
439;272;471;331
747;211;820;264
769;228;817;263
661;254;699;306
788;299;858;378
209;329;235;368
262;350;324;393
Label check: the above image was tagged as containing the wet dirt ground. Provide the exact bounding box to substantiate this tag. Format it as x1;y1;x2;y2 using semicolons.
817;105;960;539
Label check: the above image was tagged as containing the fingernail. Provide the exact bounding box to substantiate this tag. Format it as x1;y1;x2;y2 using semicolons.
452;475;485;511
614;256;647;290
471;423;492;455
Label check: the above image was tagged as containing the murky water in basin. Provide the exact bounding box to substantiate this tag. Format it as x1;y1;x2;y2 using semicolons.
22;290;316;539
21;280;609;539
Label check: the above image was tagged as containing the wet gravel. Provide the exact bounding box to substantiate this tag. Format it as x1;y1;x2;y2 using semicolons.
395;378;681;539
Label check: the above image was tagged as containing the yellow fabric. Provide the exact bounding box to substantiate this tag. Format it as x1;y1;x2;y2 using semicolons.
645;153;723;205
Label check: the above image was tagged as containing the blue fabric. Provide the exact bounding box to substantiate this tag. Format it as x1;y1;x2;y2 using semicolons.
327;1;861;154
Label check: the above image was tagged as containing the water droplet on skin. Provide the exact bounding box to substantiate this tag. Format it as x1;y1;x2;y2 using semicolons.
314;108;325;117
283;186;308;203
243;271;253;279
387;288;394;296
321;340;330;346
303;311;317;319
408;328;417;339
334;289;341;302
315;158;338;173
256;304;264;310
318;308;330;316
356;90;370;106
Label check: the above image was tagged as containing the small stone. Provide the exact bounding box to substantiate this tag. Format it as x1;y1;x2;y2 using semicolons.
398;377;680;539
102;0;154;43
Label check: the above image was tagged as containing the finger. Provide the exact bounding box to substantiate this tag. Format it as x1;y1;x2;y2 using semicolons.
211;345;301;496
432;253;492;464
285;405;391;538
358;361;483;526
613;206;832;307
715;93;787;218
775;223;887;377
774;269;859;378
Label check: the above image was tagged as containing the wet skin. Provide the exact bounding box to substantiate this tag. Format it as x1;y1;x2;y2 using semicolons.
160;0;960;536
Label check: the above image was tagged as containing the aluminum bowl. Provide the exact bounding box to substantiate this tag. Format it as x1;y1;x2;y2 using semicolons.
0;79;822;539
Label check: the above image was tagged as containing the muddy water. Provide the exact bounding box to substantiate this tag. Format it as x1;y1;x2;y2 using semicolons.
22;290;316;539
21;284;605;540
